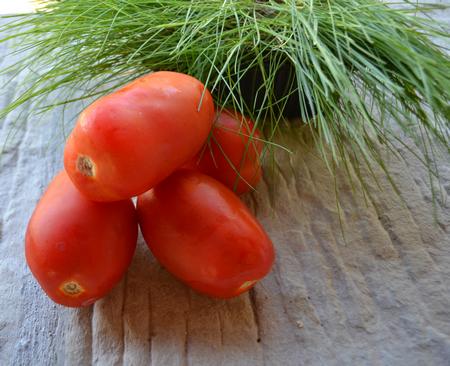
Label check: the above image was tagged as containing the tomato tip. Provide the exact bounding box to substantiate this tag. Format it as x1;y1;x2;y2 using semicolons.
76;155;95;177
237;280;258;293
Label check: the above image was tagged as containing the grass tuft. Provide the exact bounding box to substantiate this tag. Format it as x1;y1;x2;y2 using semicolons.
0;0;449;199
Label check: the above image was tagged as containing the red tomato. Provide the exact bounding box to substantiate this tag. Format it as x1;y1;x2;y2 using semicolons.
25;171;138;307
186;109;263;195
137;170;274;299
64;71;215;201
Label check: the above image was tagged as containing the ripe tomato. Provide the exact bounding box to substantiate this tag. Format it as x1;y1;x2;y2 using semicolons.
137;170;274;299
186;109;263;195
64;71;215;201
25;171;138;307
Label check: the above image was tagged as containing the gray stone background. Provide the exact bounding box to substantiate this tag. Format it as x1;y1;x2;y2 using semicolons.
0;5;449;366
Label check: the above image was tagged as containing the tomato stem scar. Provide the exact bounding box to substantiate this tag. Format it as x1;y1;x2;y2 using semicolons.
60;280;85;297
77;155;95;177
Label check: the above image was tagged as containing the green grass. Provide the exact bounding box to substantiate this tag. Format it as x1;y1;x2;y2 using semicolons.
0;0;449;198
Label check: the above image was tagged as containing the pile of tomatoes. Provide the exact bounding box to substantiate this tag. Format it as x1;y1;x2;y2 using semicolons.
25;72;275;307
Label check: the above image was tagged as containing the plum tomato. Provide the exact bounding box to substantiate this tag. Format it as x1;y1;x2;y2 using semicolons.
186;109;263;195
64;71;215;201
137;170;274;299
25;171;138;307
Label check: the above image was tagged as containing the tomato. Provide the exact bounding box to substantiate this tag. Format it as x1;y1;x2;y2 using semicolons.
137;170;274;298
25;171;138;307
64;71;215;201
186;109;263;195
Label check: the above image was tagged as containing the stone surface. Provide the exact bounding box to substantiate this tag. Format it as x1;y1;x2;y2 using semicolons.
0;10;449;366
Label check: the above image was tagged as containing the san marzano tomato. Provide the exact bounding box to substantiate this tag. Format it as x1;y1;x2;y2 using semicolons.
25;171;138;307
137;170;274;298
64;71;215;201
187;109;263;195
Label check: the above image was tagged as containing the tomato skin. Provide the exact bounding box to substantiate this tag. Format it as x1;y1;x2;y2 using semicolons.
187;110;263;195
64;71;215;202
137;170;274;299
25;171;138;307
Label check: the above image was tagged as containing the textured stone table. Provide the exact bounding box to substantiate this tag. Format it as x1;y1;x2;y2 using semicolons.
0;11;449;366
